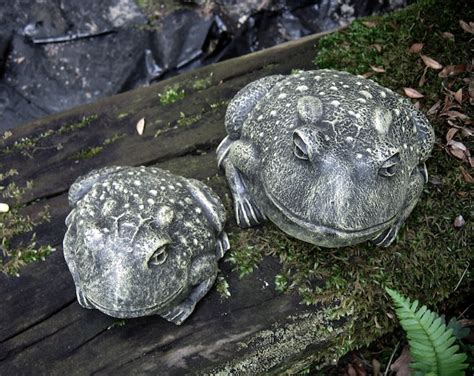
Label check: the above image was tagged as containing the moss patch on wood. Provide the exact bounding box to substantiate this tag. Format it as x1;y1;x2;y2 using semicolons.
159;86;185;105
0;172;55;276
72;133;125;160
0;115;98;158
227;0;472;365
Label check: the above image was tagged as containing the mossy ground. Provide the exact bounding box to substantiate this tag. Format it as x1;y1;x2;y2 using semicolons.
228;0;473;366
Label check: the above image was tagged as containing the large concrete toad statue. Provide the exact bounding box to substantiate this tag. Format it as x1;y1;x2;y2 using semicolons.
63;166;229;325
217;69;434;248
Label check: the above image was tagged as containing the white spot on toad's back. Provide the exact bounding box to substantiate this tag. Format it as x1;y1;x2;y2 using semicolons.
296;85;308;92
373;108;392;134
359;90;373;99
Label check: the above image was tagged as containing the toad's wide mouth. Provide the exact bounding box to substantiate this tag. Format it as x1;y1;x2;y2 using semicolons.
265;188;397;237
85;286;185;316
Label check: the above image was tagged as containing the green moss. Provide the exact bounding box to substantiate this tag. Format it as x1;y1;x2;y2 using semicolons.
159;86;185;105
0;115;98;157
72;133;125;160
216;274;231;299
0;176;55;276
176;112;202;127
191;73;214;91
228;0;473;365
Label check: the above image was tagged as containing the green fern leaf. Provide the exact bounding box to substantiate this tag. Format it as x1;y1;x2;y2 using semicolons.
385;288;468;376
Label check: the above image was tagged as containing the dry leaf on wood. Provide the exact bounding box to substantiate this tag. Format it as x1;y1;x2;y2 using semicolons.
454;215;465;228
421;55;443;70
370;65;385;73
390;346;411;376
409;43;423;53
136;117;145;135
403;87;424;98
459;20;474;34
442;31;455;41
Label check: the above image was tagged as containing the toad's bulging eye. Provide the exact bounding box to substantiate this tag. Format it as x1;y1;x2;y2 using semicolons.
149;245;168;266
293;131;309;161
379;153;400;177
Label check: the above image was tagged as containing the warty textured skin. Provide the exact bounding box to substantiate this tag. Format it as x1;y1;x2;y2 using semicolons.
217;69;434;248
63;166;229;325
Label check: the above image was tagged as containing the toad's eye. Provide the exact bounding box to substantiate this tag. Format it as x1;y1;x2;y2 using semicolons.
379;153;400;177
293;130;309;161
149;245;168;266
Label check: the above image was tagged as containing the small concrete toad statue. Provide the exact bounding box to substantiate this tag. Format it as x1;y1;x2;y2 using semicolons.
217;69;434;248
63;166;229;325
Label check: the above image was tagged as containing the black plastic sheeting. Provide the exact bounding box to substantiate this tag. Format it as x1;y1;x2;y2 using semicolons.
0;0;408;131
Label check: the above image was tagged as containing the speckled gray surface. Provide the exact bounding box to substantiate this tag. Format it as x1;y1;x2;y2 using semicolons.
217;69;434;248
63;166;229;324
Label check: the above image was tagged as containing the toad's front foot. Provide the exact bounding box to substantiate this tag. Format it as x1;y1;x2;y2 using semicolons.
234;194;265;228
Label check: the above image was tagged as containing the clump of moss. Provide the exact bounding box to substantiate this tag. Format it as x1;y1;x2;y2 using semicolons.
72;133;124;160
0;115;98;157
0;173;55;276
216;274;231;299
191;73;214;91
228;0;472;363
176;112;202;127
159;86;185;105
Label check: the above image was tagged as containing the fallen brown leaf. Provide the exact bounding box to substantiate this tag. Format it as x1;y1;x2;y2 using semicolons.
454;88;463;104
441;31;455;41
370;65;385;73
136;117;146;135
372;359;381;376
454;215;465;228
459;20;474;34
461;167;474;184
362;20;377;28
409;42;424;53
443;110;470;121
362;71;376;79
371;43;382;53
414;101;421;109
439;64;468;77
391;347;411;376
446;127;458;142
421;55;443;70
403;87;424;98
470;156;474;168
346;364;357;376
419;66;428;87
448;140;468;159
427;100;441;115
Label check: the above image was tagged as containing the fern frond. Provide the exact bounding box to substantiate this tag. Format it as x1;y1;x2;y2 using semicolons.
385;288;468;376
